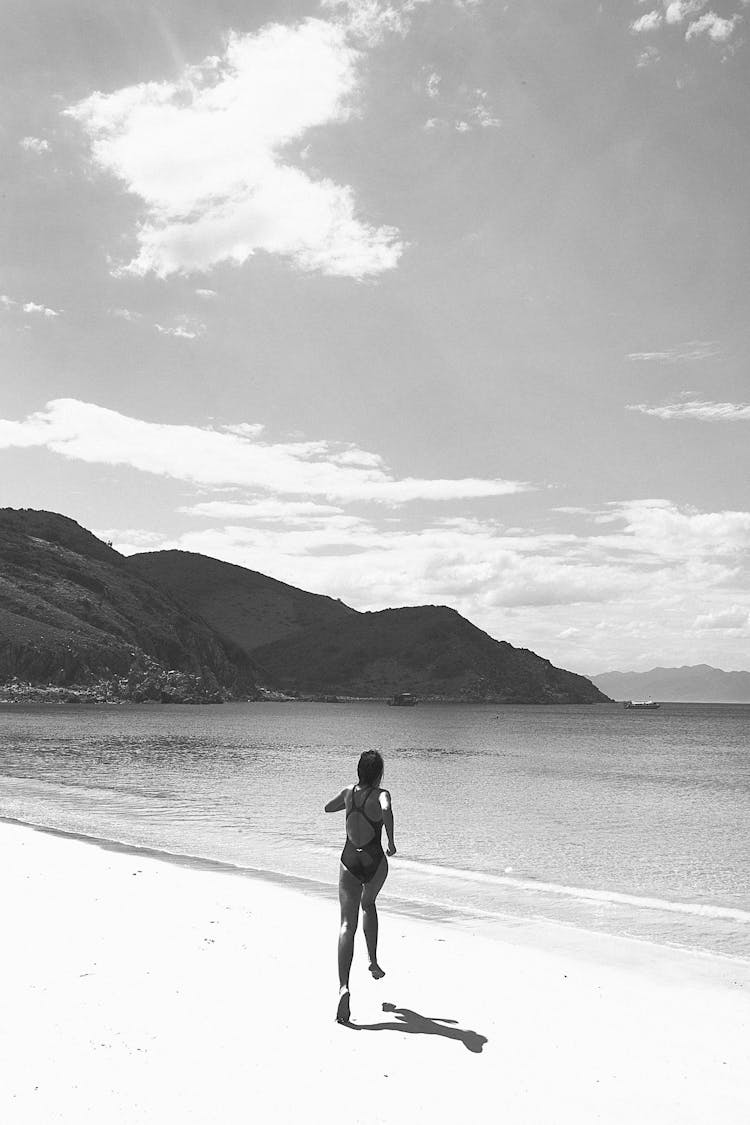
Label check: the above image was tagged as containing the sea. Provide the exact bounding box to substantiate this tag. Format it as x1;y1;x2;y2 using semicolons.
1;701;749;962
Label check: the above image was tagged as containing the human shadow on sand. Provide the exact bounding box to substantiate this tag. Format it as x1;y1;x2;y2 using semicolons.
346;1002;487;1053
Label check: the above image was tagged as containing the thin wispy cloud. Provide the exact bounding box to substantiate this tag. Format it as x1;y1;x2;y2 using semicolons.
110;307;142;322
627;399;750;421
322;0;418;46
626;341;718;362
66;19;404;280
0;399;531;503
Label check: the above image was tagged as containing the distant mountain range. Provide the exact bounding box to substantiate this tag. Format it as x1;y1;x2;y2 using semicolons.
591;665;750;704
0;507;608;704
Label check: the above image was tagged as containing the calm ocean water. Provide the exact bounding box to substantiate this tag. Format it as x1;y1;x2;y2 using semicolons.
1;701;749;959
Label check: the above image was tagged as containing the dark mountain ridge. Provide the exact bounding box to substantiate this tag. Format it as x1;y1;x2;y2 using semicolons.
128;548;608;704
0;508;608;704
247;603;606;703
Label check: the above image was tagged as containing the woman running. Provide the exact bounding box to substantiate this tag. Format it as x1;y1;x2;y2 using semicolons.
324;750;396;1024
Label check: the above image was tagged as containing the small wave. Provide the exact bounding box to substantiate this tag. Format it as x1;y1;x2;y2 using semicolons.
395;858;750;924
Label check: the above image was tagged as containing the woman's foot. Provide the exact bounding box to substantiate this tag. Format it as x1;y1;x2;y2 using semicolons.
336;987;351;1024
369;962;385;980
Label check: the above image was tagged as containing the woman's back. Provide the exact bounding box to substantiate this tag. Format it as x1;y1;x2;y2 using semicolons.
345;784;383;847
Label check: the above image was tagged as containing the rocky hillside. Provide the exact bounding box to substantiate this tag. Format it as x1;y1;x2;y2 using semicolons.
127;550;354;653
249;605;607;703
127;554;604;702
0;508;608;704
0;509;259;702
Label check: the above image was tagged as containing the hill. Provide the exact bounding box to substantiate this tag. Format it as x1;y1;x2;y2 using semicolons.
0;508;608;704
0;509;258;702
591;665;750;704
239;604;607;703
127;550;354;653
131;551;606;703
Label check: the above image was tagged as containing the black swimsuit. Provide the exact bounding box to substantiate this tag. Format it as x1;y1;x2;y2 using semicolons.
341;786;385;885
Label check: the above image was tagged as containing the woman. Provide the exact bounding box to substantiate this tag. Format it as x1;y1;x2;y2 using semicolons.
324;750;396;1024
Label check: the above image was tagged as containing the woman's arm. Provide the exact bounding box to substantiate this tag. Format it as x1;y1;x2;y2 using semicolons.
324;787;348;813
380;790;396;855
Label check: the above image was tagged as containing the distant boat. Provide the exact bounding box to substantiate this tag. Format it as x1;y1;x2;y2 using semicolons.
388;692;418;707
623;700;661;709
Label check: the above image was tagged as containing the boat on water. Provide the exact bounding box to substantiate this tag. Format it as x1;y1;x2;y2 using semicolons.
623;700;661;709
388;692;418;707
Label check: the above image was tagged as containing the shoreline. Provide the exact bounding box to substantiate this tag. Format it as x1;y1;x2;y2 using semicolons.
2;817;749;1123
4;812;749;983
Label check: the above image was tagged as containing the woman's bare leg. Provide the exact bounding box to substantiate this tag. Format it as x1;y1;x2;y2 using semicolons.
337;864;361;1020
361;857;388;979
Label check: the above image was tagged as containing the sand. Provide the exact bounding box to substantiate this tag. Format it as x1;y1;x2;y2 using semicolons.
1;819;748;1124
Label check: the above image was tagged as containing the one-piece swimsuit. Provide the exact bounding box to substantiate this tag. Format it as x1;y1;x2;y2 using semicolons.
341;786;384;885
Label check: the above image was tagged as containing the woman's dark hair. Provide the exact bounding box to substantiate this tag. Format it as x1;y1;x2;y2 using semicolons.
357;750;384;786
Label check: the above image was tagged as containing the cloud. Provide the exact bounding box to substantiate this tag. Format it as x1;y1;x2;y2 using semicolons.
627;399;750;421
631;11;663;32
0;399;531;503
693;605;750;629
195;289;217;298
321;0;416;46
180;499;347;524
594;498;750;558
19;136;50;154
626;341;718;362
664;0;708;25
636;45;662;65
23;302;59;317
155;315;206;340
2;295;60;317
424;85;500;133
425;71;440;98
110;307;142;321
685;11;741;41
66;19;404;280
469;94;501;129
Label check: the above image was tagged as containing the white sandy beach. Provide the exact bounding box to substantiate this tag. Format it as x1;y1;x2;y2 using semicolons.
2;819;748;1125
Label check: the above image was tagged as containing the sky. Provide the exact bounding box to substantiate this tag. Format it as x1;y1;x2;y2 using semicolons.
1;0;750;675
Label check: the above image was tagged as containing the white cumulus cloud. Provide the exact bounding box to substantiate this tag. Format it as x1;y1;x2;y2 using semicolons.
664;0;709;25
685;11;741;40
631;11;663;32
66;19;404;280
